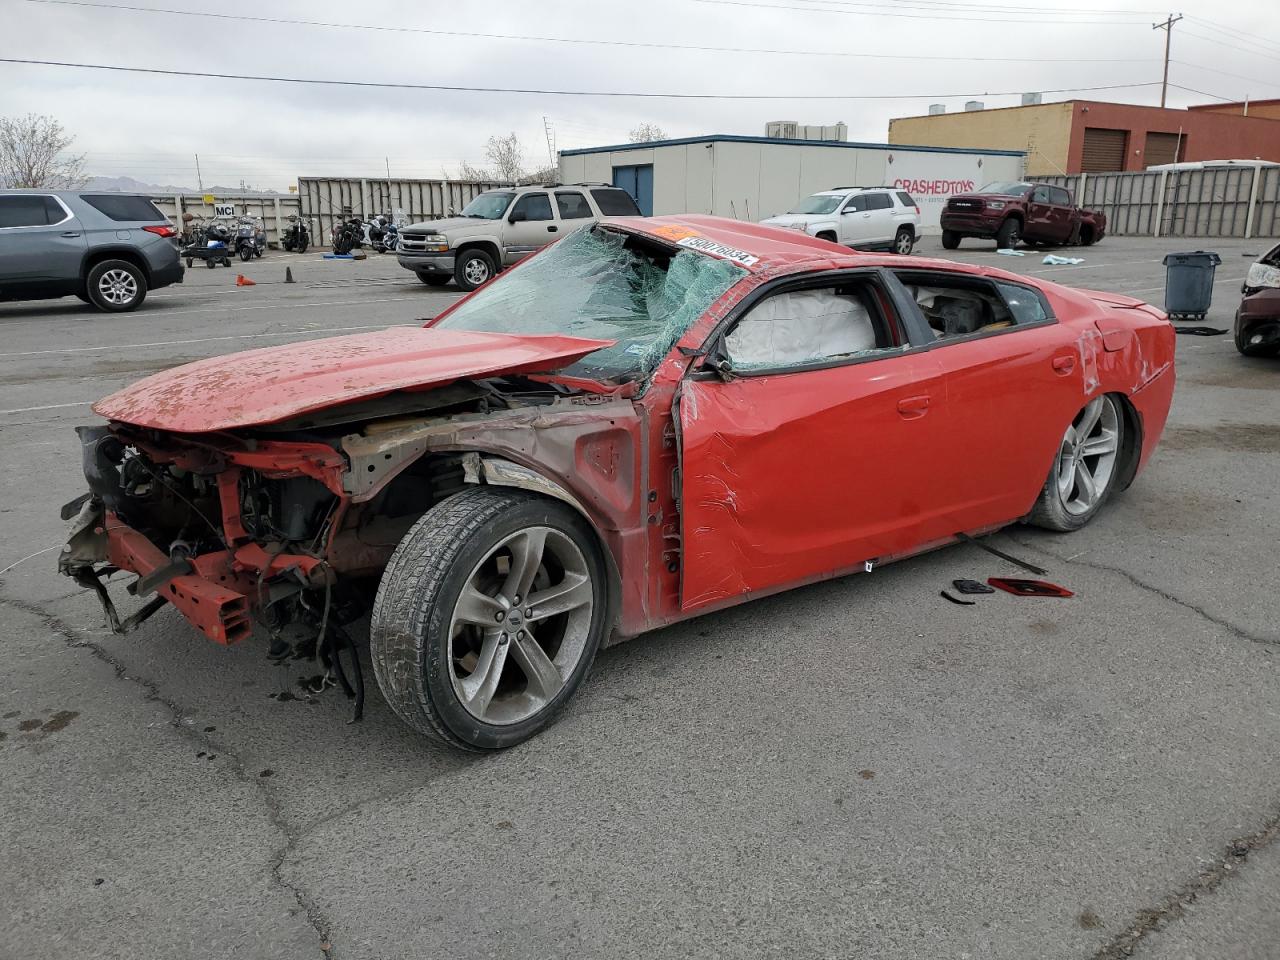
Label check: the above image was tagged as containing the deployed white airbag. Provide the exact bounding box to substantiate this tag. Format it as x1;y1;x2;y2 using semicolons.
725;290;877;367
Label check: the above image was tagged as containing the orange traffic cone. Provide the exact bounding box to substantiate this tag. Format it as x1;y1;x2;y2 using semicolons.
236;274;256;287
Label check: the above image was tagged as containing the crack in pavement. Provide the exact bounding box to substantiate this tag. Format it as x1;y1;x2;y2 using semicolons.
0;588;336;958
1090;810;1280;960
1000;534;1279;647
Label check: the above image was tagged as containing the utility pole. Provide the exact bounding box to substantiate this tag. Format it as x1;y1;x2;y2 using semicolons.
543;116;556;168
1153;13;1183;108
195;153;204;192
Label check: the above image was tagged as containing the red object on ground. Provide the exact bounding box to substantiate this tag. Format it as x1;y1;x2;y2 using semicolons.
236;274;256;286
987;578;1075;598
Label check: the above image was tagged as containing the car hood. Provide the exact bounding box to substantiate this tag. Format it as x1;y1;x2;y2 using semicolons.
402;216;494;233
93;327;614;433
760;214;830;230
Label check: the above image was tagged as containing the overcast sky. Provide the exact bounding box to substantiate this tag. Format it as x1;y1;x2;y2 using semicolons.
3;0;1278;190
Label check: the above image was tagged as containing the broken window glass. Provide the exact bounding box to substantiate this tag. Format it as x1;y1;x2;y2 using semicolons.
436;227;746;382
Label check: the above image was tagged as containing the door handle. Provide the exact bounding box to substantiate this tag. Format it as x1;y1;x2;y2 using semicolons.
897;395;930;419
1052;355;1076;375
547;225;558;232
61;231;82;238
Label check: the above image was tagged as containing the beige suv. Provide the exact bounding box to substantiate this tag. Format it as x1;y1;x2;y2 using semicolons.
397;183;641;290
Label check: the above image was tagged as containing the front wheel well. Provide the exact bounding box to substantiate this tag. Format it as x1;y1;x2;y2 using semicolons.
453;239;501;265
815;230;837;243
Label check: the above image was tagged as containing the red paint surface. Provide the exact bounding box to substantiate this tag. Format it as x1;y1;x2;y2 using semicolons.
93;328;614;433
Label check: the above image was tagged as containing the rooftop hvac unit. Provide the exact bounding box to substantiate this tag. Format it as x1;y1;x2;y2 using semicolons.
766;121;847;141
928;103;946;115
1021;92;1043;106
964;100;985;112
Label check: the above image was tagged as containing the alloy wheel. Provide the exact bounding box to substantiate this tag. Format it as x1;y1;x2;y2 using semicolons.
895;231;913;254
97;268;138;305
1055;395;1120;515
463;258;491;286
447;526;594;725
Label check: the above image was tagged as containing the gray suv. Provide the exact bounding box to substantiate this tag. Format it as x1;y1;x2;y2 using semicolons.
0;190;183;312
397;183;641;290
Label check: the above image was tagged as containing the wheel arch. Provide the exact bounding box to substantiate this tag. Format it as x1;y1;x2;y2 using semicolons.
83;247;151;284
1109;390;1144;493
453;238;501;264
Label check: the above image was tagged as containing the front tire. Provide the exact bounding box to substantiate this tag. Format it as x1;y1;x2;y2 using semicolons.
239;245;253;262
371;488;608;751
941;230;961;250
995;218;1022;250
454;248;496;291
1026;395;1124;532
85;259;147;312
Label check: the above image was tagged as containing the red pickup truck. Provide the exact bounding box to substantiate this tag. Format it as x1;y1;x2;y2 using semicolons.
940;181;1106;251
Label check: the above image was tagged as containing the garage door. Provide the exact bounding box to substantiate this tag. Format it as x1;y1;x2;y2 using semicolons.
1144;131;1183;168
1081;128;1128;172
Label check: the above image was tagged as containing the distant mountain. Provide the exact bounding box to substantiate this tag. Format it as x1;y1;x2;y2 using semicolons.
83;175;282;196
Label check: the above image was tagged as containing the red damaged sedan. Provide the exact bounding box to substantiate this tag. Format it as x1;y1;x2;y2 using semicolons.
60;217;1175;750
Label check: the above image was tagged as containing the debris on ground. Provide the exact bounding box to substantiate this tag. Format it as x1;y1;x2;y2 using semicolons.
1043;254;1085;265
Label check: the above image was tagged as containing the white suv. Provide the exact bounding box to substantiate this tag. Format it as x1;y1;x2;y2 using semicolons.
397;183;641;290
760;187;920;254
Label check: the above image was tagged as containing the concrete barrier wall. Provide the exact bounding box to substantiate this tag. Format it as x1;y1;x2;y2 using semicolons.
1040;166;1280;239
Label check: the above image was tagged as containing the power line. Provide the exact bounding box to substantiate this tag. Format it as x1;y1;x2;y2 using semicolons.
775;0;1162;13
1183;15;1280;55
0;57;1164;101
17;0;1156;64
689;0;1151;25
1169;61;1280;91
1179;28;1280;65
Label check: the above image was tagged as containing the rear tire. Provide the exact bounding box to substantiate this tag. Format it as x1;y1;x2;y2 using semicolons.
417;273;451;287
371;488;608;751
298;239;308;254
941;230;961;250
995;218;1022;250
85;259;147;312
1026;395;1124;532
454;248;497;291
893;227;914;255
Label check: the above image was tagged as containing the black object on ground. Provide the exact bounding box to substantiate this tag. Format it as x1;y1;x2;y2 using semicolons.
940;590;976;606
987;577;1074;598
955;532;1048;577
1174;326;1228;336
953;578;996;595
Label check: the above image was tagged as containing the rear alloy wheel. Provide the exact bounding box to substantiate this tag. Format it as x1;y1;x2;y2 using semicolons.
371;488;608;751
86;260;146;312
941;230;961;250
1027;394;1124;532
995;218;1022;250
454;248;496;291
893;228;914;255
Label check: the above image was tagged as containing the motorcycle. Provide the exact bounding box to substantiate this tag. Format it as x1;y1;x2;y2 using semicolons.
331;216;363;255
234;216;267;262
280;215;310;253
362;214;400;253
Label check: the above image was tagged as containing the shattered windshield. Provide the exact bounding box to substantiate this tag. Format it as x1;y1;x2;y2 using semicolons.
978;182;1033;196
459;192;515;219
434;226;747;381
788;194;843;215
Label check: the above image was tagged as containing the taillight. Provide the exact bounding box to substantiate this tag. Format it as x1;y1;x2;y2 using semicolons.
143;224;176;238
914;206;920;214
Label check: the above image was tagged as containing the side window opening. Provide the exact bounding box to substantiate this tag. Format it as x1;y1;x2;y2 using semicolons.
512;193;554;221
0;195;54;228
896;191;916;208
865;192;893;211
555;191;592;219
723;279;902;371
843;195;868;213
894;271;1052;340
1031;186;1052;203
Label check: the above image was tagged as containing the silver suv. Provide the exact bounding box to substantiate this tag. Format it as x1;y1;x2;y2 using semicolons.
0;190;183;312
397;183;641;290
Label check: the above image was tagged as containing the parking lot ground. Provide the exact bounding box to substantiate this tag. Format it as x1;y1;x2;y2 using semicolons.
1;236;1277;960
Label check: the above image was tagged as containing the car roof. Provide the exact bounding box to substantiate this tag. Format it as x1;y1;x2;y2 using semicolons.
610;214;1038;279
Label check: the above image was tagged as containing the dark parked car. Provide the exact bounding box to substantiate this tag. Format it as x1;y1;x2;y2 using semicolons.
941;181;1106;250
1236;241;1280;356
0;190;183;312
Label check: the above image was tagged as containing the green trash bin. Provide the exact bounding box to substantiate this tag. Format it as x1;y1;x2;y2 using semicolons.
1162;251;1222;321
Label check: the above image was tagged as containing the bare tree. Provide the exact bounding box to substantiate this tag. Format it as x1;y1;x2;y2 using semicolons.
0;113;86;188
453;160;494;182
484;133;526;183
628;123;667;143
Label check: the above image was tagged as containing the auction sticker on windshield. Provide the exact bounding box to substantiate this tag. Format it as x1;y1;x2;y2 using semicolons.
675;236;760;268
